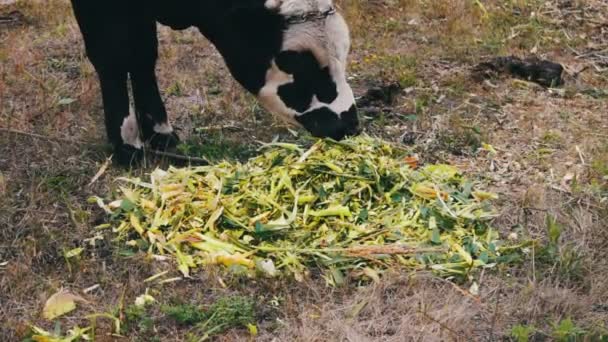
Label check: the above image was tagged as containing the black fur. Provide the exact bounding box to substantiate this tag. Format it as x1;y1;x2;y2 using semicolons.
275;50;338;112
296;105;359;140
70;0;358;166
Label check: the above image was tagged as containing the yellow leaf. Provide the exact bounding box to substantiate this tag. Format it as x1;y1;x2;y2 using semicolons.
140;199;157;211
472;190;498;201
130;214;145;236
247;323;258;336
63;248;83;259
481;143;497;155
32;335;60;342
423;164;459;180
452;244;473;265
175;248;195;277
215;253;255;269
88;156;112;186
411;183;448;201
43;289;86;320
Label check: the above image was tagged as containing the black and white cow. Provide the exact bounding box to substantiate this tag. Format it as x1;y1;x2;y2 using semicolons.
70;0;360;165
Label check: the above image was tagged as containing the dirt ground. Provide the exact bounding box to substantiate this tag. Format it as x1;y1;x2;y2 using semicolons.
1;0;607;341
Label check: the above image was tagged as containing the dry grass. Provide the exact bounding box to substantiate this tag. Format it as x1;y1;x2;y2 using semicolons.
1;0;607;340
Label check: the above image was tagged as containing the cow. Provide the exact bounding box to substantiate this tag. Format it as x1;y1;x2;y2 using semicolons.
70;0;360;165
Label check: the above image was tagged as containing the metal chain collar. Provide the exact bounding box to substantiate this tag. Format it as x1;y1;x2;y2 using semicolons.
285;6;337;25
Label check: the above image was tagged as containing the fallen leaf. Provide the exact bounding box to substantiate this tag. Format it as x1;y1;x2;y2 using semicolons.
472;190;499;201
247;323;258;336
135;289;155;308
469;282;480;296
88;156;112;186
57;98;76;106
404;155;419;169
215;253;255;269
256;259;277;277
63;248;83;259
481;143;497;156
411;182;449;200
43;289;87;320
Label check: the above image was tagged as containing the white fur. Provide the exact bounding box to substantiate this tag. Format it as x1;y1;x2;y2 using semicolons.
258;61;299;125
266;0;333;15
120;108;143;149
305;13;354;117
257;0;355;123
153;122;173;134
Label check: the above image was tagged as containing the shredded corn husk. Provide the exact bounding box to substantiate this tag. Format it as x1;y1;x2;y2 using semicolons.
97;136;525;284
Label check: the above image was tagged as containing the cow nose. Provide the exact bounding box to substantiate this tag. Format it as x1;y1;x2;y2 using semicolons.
341;105;360;138
344;125;361;137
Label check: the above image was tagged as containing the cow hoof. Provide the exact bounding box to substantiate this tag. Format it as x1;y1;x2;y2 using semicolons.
114;144;143;167
147;132;180;151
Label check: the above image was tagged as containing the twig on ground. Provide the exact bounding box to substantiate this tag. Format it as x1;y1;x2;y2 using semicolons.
147;149;209;165
418;309;463;339
0;127;96;146
0;127;209;165
489;286;502;340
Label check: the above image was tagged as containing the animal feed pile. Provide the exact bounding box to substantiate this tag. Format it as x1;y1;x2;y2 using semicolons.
94;136;524;284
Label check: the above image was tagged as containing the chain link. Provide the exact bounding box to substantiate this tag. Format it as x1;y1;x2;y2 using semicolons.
285;6;336;25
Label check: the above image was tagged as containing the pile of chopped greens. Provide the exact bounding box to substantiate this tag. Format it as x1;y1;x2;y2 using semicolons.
94;136;524;284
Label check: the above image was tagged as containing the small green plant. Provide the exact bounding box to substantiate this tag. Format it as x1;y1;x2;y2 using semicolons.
538;215;585;284
551;318;586;341
166;81;184;97
590;144;608;198
510;319;593;342
541;130;563;148
177;134;254;162
510;324;536;342
163;304;206;326
122;305;154;334
433;129;482;156
42;174;77;194
162;297;256;340
192;296;255;340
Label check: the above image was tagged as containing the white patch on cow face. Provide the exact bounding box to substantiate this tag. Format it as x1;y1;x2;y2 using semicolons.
120;108;143;149
153;122;173;134
258;61;299;124
259;1;355;119
303;13;355;118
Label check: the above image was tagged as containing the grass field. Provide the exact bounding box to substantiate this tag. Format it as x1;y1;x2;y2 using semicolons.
1;0;607;340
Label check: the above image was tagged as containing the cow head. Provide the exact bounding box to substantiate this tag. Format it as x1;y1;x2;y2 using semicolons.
258;0;360;140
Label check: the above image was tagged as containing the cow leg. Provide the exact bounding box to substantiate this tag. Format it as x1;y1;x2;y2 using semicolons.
99;71;144;166
129;18;180;151
71;0;143;166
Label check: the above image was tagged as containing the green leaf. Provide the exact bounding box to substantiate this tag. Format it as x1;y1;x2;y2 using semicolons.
479;251;489;264
120;199;136;212
511;324;535;342
430;227;441;244
546;215;562;245
357;208;369;223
